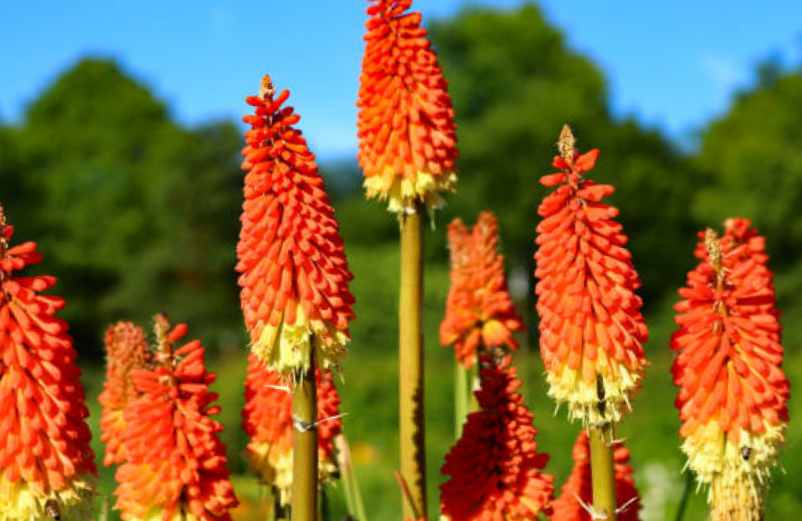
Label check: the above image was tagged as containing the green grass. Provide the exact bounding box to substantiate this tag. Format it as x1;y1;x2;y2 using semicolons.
81;242;802;520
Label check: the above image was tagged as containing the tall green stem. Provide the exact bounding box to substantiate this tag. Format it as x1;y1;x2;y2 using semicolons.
589;424;618;521
291;352;318;521
454;363;478;437
399;207;426;519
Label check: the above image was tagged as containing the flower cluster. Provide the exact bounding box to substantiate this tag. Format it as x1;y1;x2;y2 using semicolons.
440;211;524;367
534;126;648;425
551;431;641;521
99;321;149;466
238;75;355;374
357;0;459;213
0;207;95;520
672;219;789;521
242;353;342;504
440;357;553;520
113;315;238;521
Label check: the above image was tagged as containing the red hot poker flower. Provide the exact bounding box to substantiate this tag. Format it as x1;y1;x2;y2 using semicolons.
0;206;96;520
99;321;149;466
550;431;641;521
114;315;238;521
440;211;524;367
672;220;789;521
242;353;342;504
237;76;355;375
440;356;554;520
357;0;459;213
534;126;648;425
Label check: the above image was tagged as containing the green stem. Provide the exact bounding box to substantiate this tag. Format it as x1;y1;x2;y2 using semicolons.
399;207;426;518
589;424;618;521
336;434;368;521
674;472;693;521
454;363;478;437
291;352;318;521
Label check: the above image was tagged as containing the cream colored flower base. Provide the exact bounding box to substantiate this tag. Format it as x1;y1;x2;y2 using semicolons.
0;477;93;521
251;304;348;375
363;168;456;214
247;441;337;506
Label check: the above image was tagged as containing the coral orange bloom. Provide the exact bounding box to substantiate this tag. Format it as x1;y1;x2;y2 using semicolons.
0;206;95;520
551;431;641;521
114;315;238;521
357;0;458;213
440;211;524;367
99;321;149;466
440;357;553;520
237;76;355;374
534;126;648;425
672;219;789;521
242;354;342;504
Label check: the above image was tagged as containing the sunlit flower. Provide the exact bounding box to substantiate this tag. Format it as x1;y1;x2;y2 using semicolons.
534;125;648;425
237;75;355;374
99;322;149;466
357;0;459;213
440;211;524;367
0;206;95;520
551;431;641;521
242;353;342;504
114;315;238;521
440;356;553;520
672;219;789;521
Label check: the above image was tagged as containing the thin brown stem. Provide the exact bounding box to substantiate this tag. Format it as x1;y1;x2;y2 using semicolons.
399;207;426;519
291;350;318;521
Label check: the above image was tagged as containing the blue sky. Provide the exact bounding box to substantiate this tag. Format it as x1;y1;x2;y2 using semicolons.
2;1;801;160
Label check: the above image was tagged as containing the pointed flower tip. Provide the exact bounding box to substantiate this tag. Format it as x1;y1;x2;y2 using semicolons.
535;133;647;426
99;321;149;466
243;354;342;505
551;431;641;521
238;76;355;376
114;316;238;520
440;211;523;367
357;0;458;213
0;212;96;519
440;357;554;520
673;219;789;518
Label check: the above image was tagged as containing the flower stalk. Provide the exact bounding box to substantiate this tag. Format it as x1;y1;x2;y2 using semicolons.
399;207;427;517
291;349;319;521
589;425;618;520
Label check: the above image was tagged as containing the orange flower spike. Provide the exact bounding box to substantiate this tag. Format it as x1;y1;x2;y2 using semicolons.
672;219;789;521
242;354;342;505
357;0;459;213
551;431;641;521
440;212;524;367
237;75;355;375
534;125;648;425
0;205;96;520
440;357;554;520
114;315;238;521
99;321;149;466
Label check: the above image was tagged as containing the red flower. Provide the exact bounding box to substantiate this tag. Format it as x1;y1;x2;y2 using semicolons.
440;357;553;520
242;354;342;504
114;315;238;521
0;206;95;518
551;431;640;521
99;321;149;466
237;76;355;374
440;211;524;367
534;126;648;425
672;219;789;521
357;0;459;212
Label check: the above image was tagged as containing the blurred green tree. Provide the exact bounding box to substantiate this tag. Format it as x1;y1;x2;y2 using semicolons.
13;59;244;356
428;4;701;303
